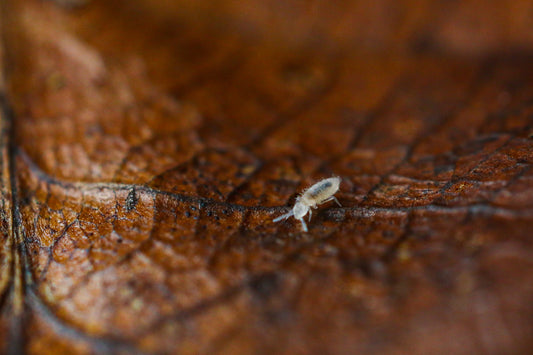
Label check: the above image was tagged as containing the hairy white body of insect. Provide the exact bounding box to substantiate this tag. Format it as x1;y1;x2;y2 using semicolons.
273;177;341;232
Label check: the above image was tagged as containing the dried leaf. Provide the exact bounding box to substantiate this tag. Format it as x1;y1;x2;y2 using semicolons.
1;0;532;354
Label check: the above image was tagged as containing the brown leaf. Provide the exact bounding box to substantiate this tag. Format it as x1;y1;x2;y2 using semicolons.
1;0;533;354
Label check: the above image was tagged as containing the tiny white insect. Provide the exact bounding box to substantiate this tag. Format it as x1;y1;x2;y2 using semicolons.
273;177;342;232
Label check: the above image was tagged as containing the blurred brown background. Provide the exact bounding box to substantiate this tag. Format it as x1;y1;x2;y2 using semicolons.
1;0;532;354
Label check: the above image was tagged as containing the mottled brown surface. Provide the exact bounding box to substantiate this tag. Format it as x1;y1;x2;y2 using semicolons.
1;0;533;354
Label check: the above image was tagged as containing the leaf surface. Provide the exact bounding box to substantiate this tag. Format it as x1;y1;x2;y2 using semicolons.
1;0;532;354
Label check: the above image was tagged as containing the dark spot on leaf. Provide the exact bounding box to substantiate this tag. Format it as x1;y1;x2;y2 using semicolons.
125;188;138;212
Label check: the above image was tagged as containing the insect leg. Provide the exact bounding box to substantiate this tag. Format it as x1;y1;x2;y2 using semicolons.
308;209;313;222
273;211;294;222
298;218;308;232
323;196;342;207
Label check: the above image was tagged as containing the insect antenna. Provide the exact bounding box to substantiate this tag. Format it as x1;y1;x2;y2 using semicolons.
273;211;294;222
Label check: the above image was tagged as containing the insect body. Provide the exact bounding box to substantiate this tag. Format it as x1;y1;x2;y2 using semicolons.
273;177;341;232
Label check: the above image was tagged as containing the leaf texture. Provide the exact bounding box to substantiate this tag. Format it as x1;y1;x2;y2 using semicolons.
1;0;533;354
